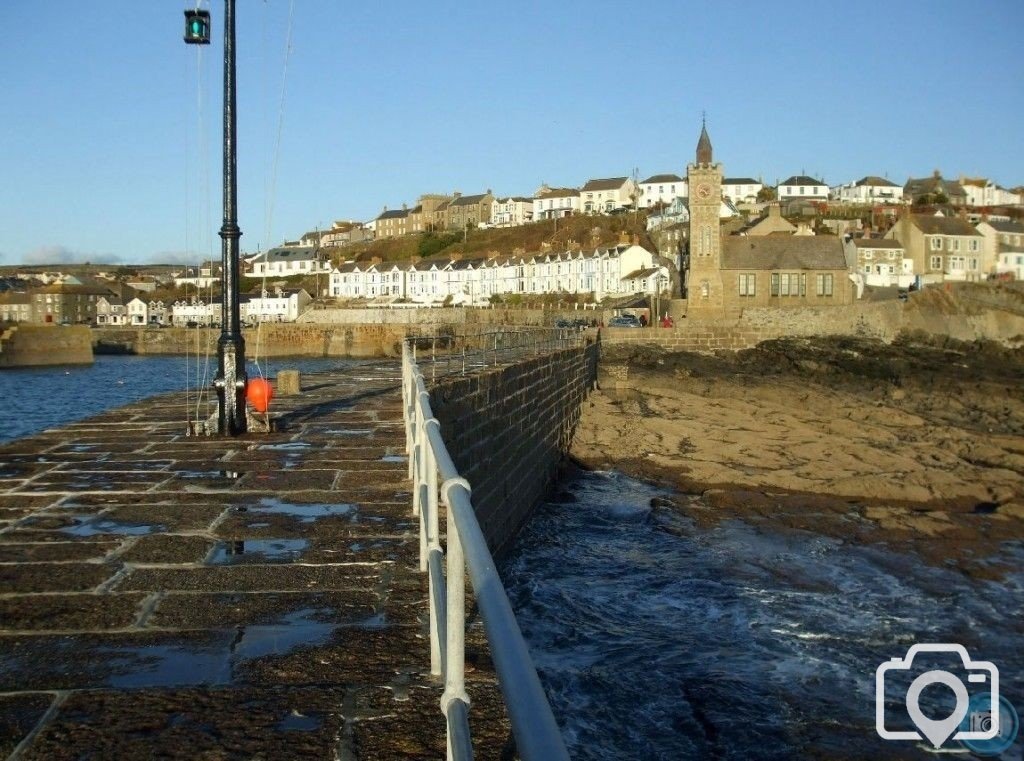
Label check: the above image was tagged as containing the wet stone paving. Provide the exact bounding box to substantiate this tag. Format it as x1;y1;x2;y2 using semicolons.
0;362;509;760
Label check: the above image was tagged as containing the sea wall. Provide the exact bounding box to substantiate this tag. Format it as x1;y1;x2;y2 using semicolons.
427;342;599;557
299;307;549;326
604;289;1024;353
94;324;423;358
0;325;93;368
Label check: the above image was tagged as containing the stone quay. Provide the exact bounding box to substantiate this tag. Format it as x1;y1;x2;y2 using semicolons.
0;360;511;759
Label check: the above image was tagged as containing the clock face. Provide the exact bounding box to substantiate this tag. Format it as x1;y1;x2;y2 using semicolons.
696;183;712;200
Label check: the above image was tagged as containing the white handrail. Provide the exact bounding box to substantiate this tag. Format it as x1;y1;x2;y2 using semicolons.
402;333;572;761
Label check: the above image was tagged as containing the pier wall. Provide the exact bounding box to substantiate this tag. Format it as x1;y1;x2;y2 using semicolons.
605;289;1024;353
428;343;599;557
0;325;93;367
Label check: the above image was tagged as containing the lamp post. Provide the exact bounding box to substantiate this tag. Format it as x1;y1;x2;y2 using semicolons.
187;2;247;434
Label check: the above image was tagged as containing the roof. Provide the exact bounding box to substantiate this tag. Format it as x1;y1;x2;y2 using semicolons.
641;174;683;184
982;220;1024;234
261;246;321;261
852;238;904;249
723;177;760;185
581;177;630;191
376;208;408;220
721;236;847;271
999;245;1024;254
779;175;828;187
909;214;982;236
904;175;967;198
856;176;898;187
696;123;713;164
451;193;491;207
535;187;579;199
621;267;661;280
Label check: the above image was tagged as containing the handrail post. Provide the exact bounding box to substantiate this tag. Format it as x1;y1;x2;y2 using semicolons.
441;482;471;748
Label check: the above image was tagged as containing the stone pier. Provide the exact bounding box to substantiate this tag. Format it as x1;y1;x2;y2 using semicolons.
0;361;509;759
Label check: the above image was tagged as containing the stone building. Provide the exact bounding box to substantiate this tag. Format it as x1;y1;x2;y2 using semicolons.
685;123;854;314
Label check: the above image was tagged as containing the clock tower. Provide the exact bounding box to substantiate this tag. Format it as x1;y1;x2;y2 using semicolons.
686;119;724;311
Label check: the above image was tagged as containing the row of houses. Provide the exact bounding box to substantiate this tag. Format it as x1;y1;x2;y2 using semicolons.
0;284;311;327
328;242;668;306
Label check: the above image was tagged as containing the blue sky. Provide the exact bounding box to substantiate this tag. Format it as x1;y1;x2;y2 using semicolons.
1;1;1021;266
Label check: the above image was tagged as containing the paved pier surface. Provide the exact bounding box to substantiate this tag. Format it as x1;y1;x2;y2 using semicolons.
0;361;509;760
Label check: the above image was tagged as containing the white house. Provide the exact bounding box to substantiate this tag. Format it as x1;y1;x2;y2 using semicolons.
976;219;1024;276
248;246;331;278
961;178;1022;208
777;175;829;202
533;186;580;220
173;262;220;289
579;177;638;214
491;197;534;227
639;174;686;208
242;288;311;323
831;176;904;205
126;297;149;326
170;299;219;326
996;248;1024;280
721;177;763;204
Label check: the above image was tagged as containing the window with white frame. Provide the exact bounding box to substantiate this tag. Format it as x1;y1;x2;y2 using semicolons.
816;273;834;296
969;239;979;251
931;237;942;251
738;274;756;296
930;255;942;270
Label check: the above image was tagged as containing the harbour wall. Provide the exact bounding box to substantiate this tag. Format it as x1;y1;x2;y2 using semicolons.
0;325;93;368
606;288;1024;353
427;342;600;557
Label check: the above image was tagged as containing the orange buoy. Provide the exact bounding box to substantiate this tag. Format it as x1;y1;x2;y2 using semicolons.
246;378;273;413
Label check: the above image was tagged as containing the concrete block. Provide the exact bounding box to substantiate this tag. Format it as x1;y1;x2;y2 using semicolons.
276;370;301;395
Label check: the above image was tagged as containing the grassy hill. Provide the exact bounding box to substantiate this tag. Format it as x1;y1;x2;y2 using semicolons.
329;213;657;267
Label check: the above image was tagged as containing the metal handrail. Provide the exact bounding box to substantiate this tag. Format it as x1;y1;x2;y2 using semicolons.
402;333;571;761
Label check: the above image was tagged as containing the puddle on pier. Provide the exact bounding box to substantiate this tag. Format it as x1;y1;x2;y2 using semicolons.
61;517;165;537
277;711;324;732
246;497;355;524
323;429;372;436
380;455;407;463
208;538;309;564
258;442;312;451
176;469;243;480
103;609;339;689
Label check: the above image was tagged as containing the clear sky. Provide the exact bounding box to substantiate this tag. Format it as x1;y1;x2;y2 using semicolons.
1;1;1021;266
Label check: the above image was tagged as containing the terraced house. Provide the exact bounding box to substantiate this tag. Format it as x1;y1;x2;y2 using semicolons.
886;213;984;282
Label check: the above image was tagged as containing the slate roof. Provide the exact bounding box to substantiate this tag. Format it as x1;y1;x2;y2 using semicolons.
904;175;967;198
262;246;320;261
581;177;630;191
779;175;828;187
641;174;683;184
852;238;904;249
723;177;760;185
621;267;661;280
535;187;579;199
721;236;847;271
856;176;898;187
451;193;490;207
909;214;982;236
376;208;409;220
983;220;1024;234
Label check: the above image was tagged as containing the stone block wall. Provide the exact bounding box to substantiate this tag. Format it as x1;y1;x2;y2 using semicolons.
427;343;599;557
0;326;93;367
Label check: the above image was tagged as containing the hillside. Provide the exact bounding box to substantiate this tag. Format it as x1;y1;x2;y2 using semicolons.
329;213;657;267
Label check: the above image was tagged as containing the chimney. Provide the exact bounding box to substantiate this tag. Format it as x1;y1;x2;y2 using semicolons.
402;203;407;210
618;231;630;245
486;188;492;195
453;191;462;199
370;256;382;266
631;234;640;245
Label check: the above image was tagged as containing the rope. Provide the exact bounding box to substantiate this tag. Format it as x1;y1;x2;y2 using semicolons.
252;0;296;384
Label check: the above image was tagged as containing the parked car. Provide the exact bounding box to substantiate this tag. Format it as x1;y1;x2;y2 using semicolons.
608;315;641;328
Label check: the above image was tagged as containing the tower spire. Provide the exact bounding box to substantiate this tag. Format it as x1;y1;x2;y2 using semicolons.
696;116;713;165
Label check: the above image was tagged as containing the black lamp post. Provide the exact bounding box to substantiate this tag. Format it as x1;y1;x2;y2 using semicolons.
185;2;247;435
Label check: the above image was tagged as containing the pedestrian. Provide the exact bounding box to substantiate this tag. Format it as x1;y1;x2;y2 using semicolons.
639;313;648;327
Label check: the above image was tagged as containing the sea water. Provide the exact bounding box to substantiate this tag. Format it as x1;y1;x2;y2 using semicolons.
501;470;1024;759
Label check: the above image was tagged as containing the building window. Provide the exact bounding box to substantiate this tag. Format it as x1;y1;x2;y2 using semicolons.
780;273;791;296
863;251;873;260
968;258;978;271
931;237;942;251
930;256;942;270
816;274;834;296
969;239;979;252
771;273;779;296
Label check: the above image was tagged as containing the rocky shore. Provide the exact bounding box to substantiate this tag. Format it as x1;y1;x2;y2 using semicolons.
572;334;1024;579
